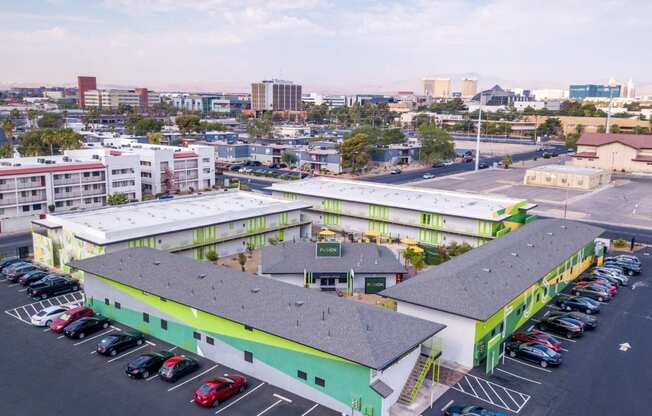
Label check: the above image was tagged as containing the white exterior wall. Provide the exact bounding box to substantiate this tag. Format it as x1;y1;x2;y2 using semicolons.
396;301;477;369
572;143;652;174
376;347;421;416
261;272;397;292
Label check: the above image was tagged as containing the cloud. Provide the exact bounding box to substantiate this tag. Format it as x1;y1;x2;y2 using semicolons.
5;26;68;42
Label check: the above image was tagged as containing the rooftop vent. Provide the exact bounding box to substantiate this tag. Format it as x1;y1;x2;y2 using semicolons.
546;232;553;236
511;252;518;257
527;243;535;247
250;287;260;294
482;268;491;273
153;260;160;266
295;300;305;307
197;273;206;279
560;225;567;229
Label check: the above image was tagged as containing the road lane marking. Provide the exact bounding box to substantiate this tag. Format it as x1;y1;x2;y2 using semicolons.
560;347;569;352
495;368;542;385
107;344;149;363
256;400;283;416
73;328;115;346
18;288;27;292
167;364;220;392
42;328;50;332
215;382;266;414
504;356;552;372
146;341;156;346
57;335;65;339
301;404;319;416
8;283;19;287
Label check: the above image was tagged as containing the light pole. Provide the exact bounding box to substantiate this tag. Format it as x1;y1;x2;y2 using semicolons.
475;94;485;171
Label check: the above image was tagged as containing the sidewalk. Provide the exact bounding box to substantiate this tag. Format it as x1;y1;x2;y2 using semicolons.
390;381;450;416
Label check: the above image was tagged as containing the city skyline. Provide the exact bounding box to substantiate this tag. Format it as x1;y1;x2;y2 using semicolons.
1;0;651;94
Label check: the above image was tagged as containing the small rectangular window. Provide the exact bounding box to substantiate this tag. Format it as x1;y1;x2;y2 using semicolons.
244;351;253;363
315;377;325;387
193;331;201;340
114;301;121;309
297;370;307;380
206;336;214;345
143;312;149;323
161;319;168;330
104;298;109;305
536;293;541;302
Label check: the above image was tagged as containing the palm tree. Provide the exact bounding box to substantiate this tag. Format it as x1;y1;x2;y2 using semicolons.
2;119;16;143
59;129;82;151
41;129;59;155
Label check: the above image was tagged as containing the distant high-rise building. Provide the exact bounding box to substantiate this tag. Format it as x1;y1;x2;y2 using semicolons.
461;78;478;98
251;79;302;112
77;76;97;109
422;78;451;98
622;78;635;99
569;84;621;99
84;89;159;112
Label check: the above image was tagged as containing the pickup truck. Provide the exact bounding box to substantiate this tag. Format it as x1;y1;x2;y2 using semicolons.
28;277;80;300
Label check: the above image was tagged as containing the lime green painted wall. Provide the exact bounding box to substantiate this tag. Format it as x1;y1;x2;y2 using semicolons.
369;205;389;221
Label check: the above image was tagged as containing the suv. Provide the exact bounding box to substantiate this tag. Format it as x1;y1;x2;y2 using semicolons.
27;277;79;300
2;261;31;277
0;257;23;273
5;264;39;283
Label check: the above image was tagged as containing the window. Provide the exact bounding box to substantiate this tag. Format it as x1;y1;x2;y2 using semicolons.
104;298;110;305
33;204;42;210
244;325;253;331
297;370;307;380
206;336;214;345
161;319;168;330
536;293;540;302
193;331;201;340
143;312;149;323
315;377;325;387
114;301;121;309
244;351;253;363
22;206;30;212
202;158;210;162
83;172;90;177
499;322;504;334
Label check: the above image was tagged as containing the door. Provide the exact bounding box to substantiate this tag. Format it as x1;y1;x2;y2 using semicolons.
364;277;386;294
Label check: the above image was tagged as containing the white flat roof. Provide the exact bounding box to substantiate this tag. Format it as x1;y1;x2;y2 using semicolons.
527;164;606;175
270;177;529;221
36;191;310;245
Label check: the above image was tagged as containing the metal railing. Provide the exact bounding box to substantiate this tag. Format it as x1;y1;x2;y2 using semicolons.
17;194;48;204
410;337;442;403
81;174;105;183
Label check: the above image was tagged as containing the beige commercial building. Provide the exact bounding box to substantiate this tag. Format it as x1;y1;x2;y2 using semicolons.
461;78;478;98
524;164;611;190
571;133;652;174
423;78;451;98
523;115;650;135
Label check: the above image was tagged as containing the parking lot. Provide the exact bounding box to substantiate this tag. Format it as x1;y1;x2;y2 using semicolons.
0;279;339;416
426;247;652;416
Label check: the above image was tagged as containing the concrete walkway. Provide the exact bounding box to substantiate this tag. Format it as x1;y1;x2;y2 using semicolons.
390;381;450;416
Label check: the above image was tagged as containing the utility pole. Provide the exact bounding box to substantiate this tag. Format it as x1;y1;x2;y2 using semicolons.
606;86;614;133
475;94;484;171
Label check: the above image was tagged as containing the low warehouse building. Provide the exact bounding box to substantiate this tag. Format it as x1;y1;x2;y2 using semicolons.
381;219;602;372
270;178;537;247
31;191;311;273
524;164;611;190
260;241;406;294
571;132;652;173
71;248;446;416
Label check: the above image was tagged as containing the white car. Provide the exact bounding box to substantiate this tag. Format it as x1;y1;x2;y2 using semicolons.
442;160;454;166
30;305;70;327
422;173;435;179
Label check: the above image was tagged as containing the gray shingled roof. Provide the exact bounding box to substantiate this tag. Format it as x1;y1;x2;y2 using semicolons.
381;219;603;321
70;248;444;370
261;242;406;275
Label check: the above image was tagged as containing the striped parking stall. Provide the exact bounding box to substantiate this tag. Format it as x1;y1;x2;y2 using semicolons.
450;373;531;413
4;291;85;325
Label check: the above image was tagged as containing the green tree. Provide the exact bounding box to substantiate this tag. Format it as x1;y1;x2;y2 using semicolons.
339;133;370;173
238;252;247;272
2;119;16;143
0;144;12;158
404;247;425;272
246;113;272;138
38;112;64;128
132;117;163;136
609;124;620;134
147;132;163;144
16;128;81;156
597;125;606;133
205;250;218;262
82;107;100;128
41;128;59;155
176;114;202;135
417;123;455;165
501;154;513;168
536;118;563;139
107;192;129;205
198;121;228;132
9;108;20;119
281;151;298;166
565;133;580;149
27;110;39;127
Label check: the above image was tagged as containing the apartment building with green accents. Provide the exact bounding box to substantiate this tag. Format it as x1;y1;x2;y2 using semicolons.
270;178;536;247
381;219;603;372
31;191;311;273
70;248;446;416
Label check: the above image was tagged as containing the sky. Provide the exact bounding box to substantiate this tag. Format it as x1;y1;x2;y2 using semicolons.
1;0;651;94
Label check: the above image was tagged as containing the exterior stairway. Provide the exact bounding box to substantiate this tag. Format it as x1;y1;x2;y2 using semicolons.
398;354;430;405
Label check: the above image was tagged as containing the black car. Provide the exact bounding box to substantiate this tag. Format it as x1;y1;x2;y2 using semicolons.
478;162;489;169
28;277;79;299
18;270;50;286
536;315;584;338
0;257;23;273
158;355;200;382
444;405;508;416
97;331;145;356
505;341;562;368
572;283;611;302
244;160;262;167
2;261;31;277
604;258;640;276
126;351;175;379
229;164;242;171
556;296;600;314
549;312;597;330
5;264;39;282
63;316;110;339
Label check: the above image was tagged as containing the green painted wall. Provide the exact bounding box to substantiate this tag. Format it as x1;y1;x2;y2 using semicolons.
419;213;443;229
321;199;342;213
86;276;382;415
418;229;442;246
368;205;390;221
128;237;157;249
368;220;389;236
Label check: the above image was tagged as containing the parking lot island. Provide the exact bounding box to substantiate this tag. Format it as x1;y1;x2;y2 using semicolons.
381;219;603;372
270;177;537;247
70;248;446;416
31;191;311;273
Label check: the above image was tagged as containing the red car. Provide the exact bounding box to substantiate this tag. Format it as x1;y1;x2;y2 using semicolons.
193;374;248;408
511;330;562;352
574;281;617;296
49;306;94;333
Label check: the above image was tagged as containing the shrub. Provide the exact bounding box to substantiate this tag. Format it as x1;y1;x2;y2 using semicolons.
205;251;218;262
612;239;627;248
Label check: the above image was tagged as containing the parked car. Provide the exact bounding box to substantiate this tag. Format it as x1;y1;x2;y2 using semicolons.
536;315;584;338
158;194;174;200
432;161;444;168
97;331;145;356
5;264;39;283
27;276;79;300
2;261;31;277
0;257;23;273
30;305;71;327
18;270;50;286
505;341;562;368
574;281;616;298
193;374;248;408
158;355;200;382
229;164;242;171
593;268;628;286
608;254;640;265
581;274;620;289
389;168;402;174
444;405;507;416
63;315;110;339
462;155;473;163
604;257;641;275
28;274;61;288
556;296;600;314
442;160;455;166
126;351;175;379
478;162;489;169
269;163;287;169
548;312;598;330
511;330;562;352
50;306;95;333
422;173;435;179
244;160;262;167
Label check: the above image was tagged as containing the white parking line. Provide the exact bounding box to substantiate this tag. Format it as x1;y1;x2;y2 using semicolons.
146;374;159;381
543;310;550;317
110;325;122;331
495;368;542;385
272;393;292;403
8;283;19;287
107;344;149;363
486;382;510;410
560;347;569;352
215;382;266;414
464;377;479;397
441;400;454;412
256;400;283;416
42;328;50;332
504;356;552;373
168;346;177;352
18;288;28;292
57;335;65;339
301;403;319;416
167;364;220;392
145;341;156;346
73;329;115;346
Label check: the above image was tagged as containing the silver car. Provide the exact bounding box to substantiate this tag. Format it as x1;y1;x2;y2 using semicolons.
595;267;629;286
30;305;71;327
